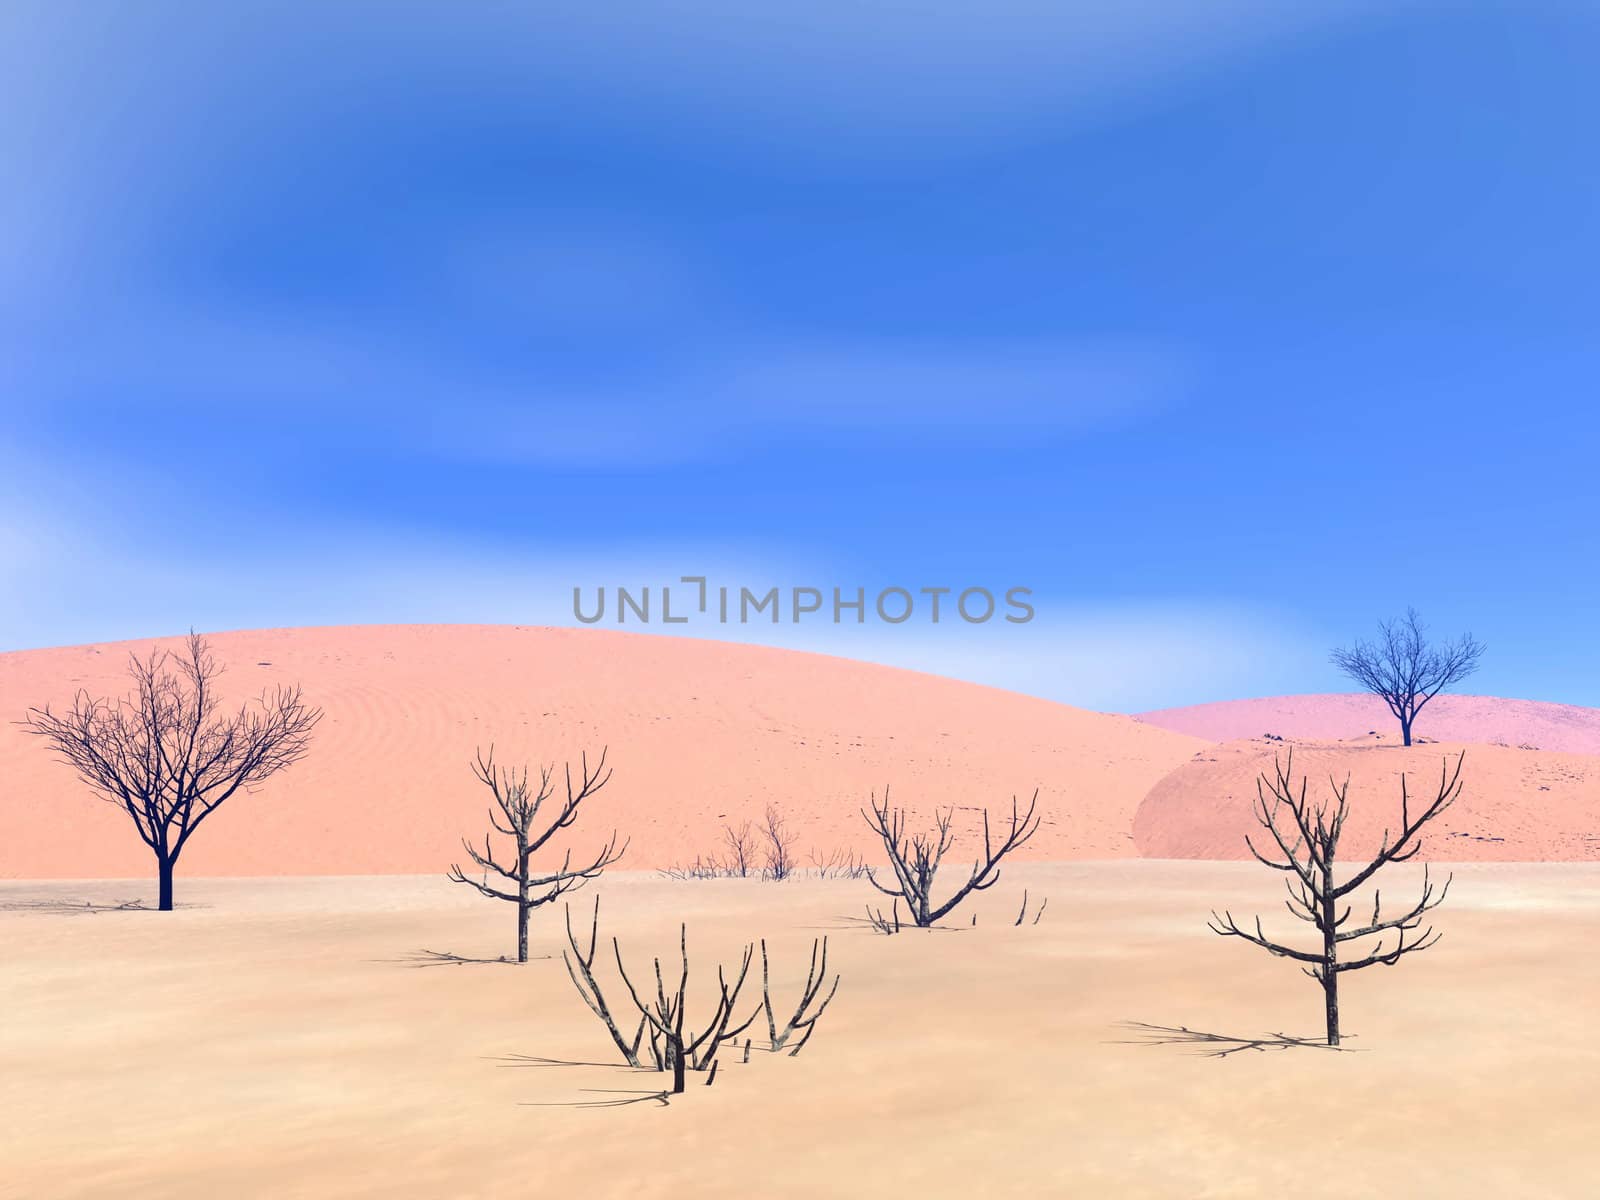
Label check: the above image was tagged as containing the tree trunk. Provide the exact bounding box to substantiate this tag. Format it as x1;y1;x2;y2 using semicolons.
669;1036;686;1094
516;846;530;963
157;856;175;912
1322;972;1340;1046
1400;712;1413;747
1320;877;1340;1045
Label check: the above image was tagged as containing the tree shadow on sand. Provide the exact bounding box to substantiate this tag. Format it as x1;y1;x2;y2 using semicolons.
494;1055;673;1108
521;1088;672;1109
1112;1021;1361;1058
0;897;205;915
380;949;554;968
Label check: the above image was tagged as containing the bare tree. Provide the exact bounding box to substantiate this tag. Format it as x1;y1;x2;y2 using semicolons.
562;896;650;1067
761;804;796;881
1331;608;1485;746
616;926;760;1092
808;847;869;879
562;899;843;1092
20;633;321;911
1209;751;1462;1045
447;746;625;963
722;820;756;878
1013;889;1048;926
760;936;840;1054
864;898;902;935
860;788;1040;927
657;856;724;881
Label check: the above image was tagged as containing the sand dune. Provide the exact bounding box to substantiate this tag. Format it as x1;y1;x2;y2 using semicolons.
1135;693;1600;754
1134;736;1600;861
0;625;1206;880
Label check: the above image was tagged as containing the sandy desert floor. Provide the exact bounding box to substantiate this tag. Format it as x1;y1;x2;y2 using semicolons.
4;862;1598;1199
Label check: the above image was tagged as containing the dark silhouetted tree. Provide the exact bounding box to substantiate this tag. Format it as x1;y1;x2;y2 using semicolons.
760;803;795;881
447;745;625;963
21;633;321;911
1331;608;1485;746
1209;750;1462;1046
861;788;1039;928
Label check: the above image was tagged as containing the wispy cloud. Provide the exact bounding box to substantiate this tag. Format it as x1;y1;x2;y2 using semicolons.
10;297;1184;466
2;2;1419;170
670;601;1331;712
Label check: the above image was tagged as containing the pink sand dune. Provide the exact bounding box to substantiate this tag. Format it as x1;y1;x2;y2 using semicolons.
1134;735;1600;862
0;625;1207;880
1135;693;1600;755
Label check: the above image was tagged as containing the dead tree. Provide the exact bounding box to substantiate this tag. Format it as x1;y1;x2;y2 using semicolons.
861;788;1040;927
808;847;868;879
760;936;840;1055
1013;889;1048;926
562;900;842;1091
20;633;321;911
722;820;756;878
562;897;649;1067
1209;750;1462;1046
613;926;758;1093
761;804;795;881
864;899;902;935
1331;608;1485;746
447;746;625;963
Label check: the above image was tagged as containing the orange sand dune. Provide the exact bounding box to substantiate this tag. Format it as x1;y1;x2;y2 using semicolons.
1133;735;1600;862
1136;692;1600;754
0;625;1207;880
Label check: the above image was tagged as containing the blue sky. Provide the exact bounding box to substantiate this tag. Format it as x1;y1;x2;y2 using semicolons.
3;1;1598;711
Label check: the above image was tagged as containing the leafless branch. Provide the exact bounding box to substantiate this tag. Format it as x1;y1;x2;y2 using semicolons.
1208;750;1461;1044
860;787;1040;927
19;632;321;910
447;744;626;962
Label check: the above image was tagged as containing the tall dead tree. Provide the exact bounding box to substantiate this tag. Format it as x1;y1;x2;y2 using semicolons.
1331;607;1485;746
861;788;1040;927
21;633;321;911
447;745;625;963
1209;750;1462;1046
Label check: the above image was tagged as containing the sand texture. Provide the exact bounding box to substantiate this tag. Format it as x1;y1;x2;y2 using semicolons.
0;625;1206;880
1134;736;1600;862
3;865;1597;1199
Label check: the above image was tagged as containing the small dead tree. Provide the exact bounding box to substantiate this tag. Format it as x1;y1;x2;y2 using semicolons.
562;896;649;1067
761;804;796;881
1209;750;1462;1046
563;899;843;1092
864;898;902;935
20;633;321;911
861;788;1040;927
447;746;625;963
1013;889;1048;926
722;820;756;878
614;926;758;1093
1331;607;1485;746
808;847;868;879
760;936;840;1055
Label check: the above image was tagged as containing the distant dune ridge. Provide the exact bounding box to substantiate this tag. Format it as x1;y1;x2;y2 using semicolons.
2;628;1596;880
0;625;1205;880
1135;693;1600;756
1133;736;1600;862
